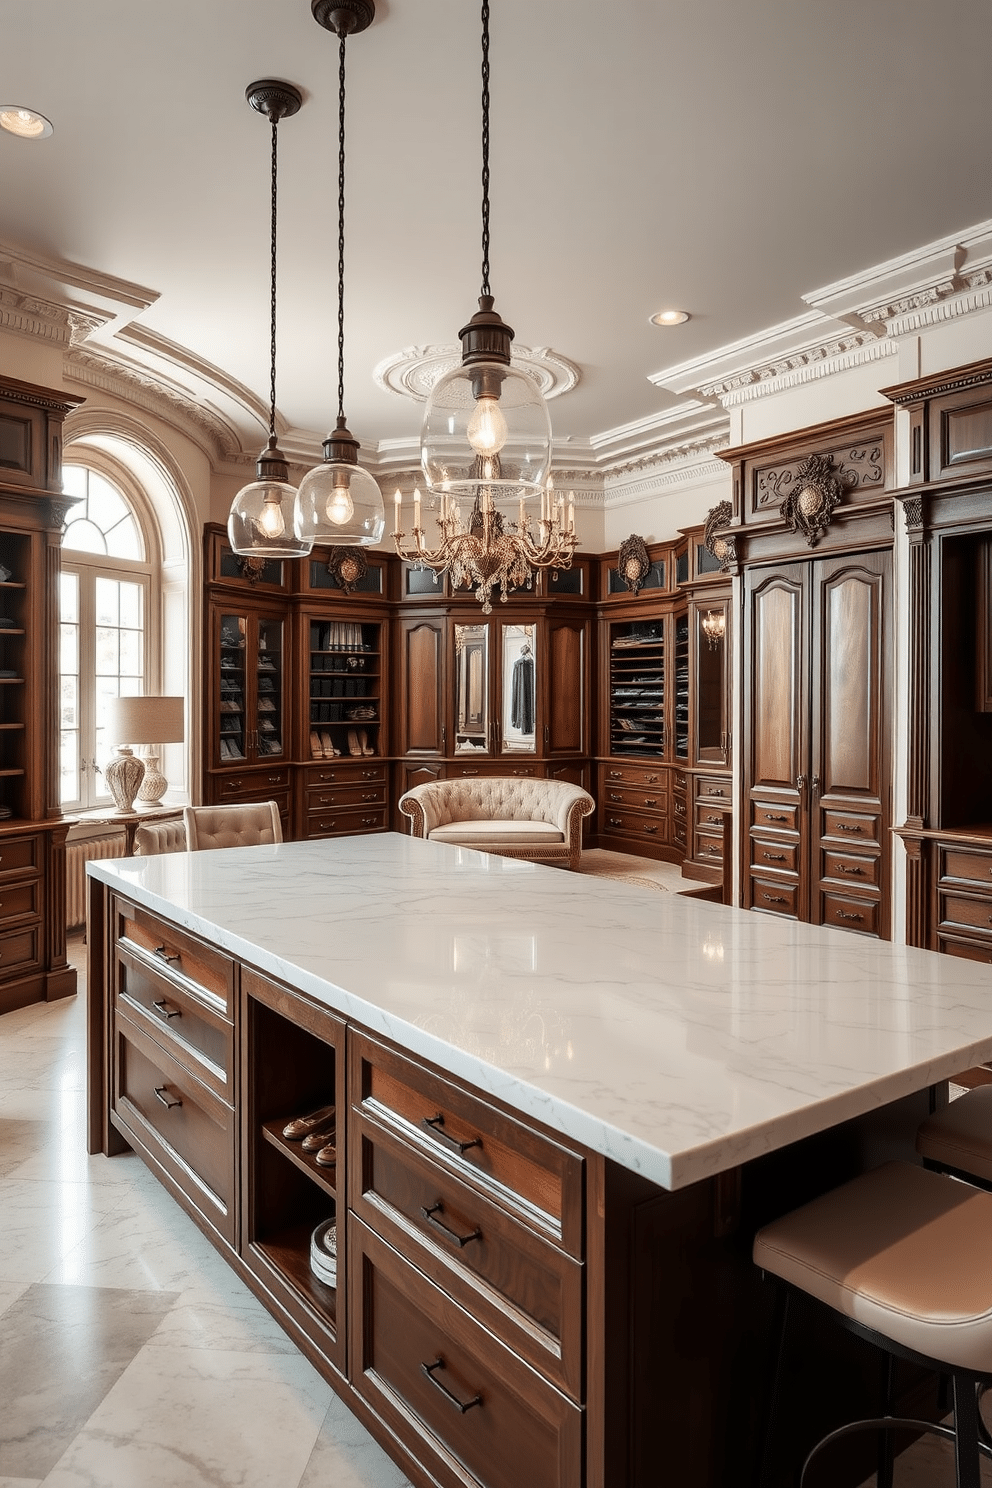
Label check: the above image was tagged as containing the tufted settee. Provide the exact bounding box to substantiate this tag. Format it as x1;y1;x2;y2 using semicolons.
398;777;595;870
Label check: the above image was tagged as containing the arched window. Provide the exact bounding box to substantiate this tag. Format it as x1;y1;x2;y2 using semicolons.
59;462;158;810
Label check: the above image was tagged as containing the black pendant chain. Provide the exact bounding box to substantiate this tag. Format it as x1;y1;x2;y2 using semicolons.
480;0;491;300
337;31;348;423
268;115;280;444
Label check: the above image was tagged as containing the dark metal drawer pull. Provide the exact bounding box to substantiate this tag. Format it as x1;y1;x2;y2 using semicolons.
608;817;622;828
421;1358;482;1414
153;945;180;964
153;999;182;1020
153;1086;182;1109
423;1113;481;1154
838;824;864;834
643;824;658;834
706;813;722;824
708;788;726;797
765;813;787;823
838;864;865;876
762;893;788;905
421;1202;481;1249
837;910;865;922
763;852;786;862
644;797;658;807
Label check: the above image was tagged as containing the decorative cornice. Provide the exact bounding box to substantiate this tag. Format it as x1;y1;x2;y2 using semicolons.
694;334;898;406
373;343;581;403
881;354;992;407
606;433;730;478
603;456;730;507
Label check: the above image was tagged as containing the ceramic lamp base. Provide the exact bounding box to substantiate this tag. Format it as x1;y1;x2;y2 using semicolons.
137;751;168;804
105;746;145;812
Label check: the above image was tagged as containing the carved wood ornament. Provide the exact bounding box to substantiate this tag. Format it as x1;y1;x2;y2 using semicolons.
326;547;369;595
617;534;652;594
237;556;268;585
703;500;737;572
779;453;849;547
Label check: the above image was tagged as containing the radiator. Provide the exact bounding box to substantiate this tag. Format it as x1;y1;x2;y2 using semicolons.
66;834;127;930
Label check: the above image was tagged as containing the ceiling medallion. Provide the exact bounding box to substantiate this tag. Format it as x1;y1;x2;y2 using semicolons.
373;344;581;404
617;534;652;594
780;453;848;547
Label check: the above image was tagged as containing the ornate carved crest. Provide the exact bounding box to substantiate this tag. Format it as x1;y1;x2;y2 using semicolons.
779;453;847;547
48;500;70;531
617;534;652;595
326;547;369;595
902;496;924;532
702;500;737;572
237;556;268;585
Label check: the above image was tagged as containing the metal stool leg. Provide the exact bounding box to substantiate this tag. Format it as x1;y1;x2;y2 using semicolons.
953;1372;981;1488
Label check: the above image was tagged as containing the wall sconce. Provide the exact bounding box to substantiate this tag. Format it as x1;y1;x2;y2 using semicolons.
702;610;726;650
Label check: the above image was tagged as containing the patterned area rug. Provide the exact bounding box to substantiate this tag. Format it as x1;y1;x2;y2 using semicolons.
584;872;668;892
573;849;670;892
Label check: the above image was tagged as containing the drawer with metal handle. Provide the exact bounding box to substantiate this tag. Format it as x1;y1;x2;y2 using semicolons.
115;899;234;1019
115;945;234;1101
939;893;992;942
0;833;41;879
749;877;798;918
823;850;880;890
305;806;388;839
749;837;799;875
350;1116;582;1397
602;809;666;842
821;892;880;938
940;847;992;891
350;1031;583;1257
349;1219;581;1488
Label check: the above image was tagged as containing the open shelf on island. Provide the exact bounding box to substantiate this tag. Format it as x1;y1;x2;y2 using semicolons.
261;1116;337;1199
252;1220;337;1325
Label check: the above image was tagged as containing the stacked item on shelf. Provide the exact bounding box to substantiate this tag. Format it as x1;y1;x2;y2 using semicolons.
309;1219;337;1288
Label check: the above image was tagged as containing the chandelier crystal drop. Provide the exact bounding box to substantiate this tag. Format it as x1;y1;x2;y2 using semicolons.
228;80;313;559
399;0;575;609
295;0;385;549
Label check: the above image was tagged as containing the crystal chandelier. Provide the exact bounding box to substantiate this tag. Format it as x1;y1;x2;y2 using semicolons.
228;80;313;559
294;0;385;549
701;609;726;649
394;0;576;614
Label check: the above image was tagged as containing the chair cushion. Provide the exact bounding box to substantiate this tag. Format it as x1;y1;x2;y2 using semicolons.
753;1161;992;1372
429;820;564;847
917;1084;992;1183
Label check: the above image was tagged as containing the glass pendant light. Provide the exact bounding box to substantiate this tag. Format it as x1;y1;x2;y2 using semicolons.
228;80;313;559
295;0;385;549
420;0;552;514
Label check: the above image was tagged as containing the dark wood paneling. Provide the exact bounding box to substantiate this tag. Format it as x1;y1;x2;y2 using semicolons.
398;618;446;755
545;619;585;755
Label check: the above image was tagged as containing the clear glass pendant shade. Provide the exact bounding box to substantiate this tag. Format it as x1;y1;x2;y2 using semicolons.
421;359;552;506
294;458;385;546
228;472;312;558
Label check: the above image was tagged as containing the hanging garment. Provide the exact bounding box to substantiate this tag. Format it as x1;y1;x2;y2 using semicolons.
510;651;536;733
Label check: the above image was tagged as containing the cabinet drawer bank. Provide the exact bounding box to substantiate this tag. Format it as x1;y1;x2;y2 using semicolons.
85;838;992;1488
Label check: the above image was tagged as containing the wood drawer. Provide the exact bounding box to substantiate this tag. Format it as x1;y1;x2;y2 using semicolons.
823;850;880;890
820;892;880;938
750;838;798;875
941;847;992;890
693;830;723;865
822;810;880;848
939;935;992;965
601;784;667;815
349;1219;581;1488
695;776;730;804
0;878;39;925
115;900;233;1018
0;923;41;981
751;801;797;833
750;877;798;917
0;834;40;879
114;1012;235;1244
306;763;387;788
695;801;728;833
673;817;687;850
351;1032;583;1257
672;770;688;795
116;947;234;1101
448;763;541;779
307;782;387;811
217;770;290;807
350;1116;582;1399
600;764;664;788
305;805;389;840
601;808;666;845
939;893;992;939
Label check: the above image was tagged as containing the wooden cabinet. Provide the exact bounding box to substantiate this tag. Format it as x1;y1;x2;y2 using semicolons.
0;376;81;1013
884;358;992;951
743;549;891;935
298;760;388;841
678;523;734;885
303;613;385;765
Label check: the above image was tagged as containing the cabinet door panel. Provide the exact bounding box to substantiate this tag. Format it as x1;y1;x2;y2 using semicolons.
813;555;888;800
544;620;585;756
747;568;806;792
399;620;445;755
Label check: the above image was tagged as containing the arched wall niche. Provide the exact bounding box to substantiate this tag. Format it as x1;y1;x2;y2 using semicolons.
62;408;202;805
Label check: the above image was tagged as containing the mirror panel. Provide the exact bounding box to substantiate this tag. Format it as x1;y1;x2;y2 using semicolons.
501;624;537;754
696;604;727;762
454;623;489;753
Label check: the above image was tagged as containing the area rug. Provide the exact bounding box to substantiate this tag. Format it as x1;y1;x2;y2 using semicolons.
573;849;670;891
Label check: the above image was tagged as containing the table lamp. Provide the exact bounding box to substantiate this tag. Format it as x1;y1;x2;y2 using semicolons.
104;696;185;810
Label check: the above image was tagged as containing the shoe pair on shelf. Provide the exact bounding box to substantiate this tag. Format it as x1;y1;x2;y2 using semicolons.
347;728;374;757
282;1104;336;1168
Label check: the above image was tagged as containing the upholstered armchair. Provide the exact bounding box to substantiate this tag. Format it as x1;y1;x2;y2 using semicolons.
398;777;594;870
182;801;283;851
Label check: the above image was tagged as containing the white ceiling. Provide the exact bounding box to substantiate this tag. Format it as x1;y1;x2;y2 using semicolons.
2;0;990;461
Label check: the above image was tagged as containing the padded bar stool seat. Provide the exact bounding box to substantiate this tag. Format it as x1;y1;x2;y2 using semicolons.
918;1085;992;1186
754;1161;992;1486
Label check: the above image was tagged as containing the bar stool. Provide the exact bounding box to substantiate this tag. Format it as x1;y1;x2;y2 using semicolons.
918;1085;992;1188
753;1161;992;1487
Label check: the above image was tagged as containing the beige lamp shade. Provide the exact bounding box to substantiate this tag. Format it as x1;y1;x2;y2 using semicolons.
104;696;185;810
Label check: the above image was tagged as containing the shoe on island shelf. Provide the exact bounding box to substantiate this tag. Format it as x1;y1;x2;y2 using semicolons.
314;1141;336;1169
282;1103;336;1141
302;1123;336;1154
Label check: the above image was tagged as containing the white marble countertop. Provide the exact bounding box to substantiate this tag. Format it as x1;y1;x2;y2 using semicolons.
89;833;992;1191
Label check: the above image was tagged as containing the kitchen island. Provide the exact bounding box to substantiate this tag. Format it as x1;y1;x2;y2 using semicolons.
86;834;992;1488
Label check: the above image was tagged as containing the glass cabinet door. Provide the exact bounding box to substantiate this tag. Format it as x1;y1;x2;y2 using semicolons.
254;616;284;760
500;623;537;755
694;601;729;765
218;613;248;764
454;623;489;754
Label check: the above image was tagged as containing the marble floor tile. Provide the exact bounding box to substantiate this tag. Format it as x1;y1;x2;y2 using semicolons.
298;1393;413;1488
0;1177;126;1286
145;1291;301;1356
0;1477;44;1487
0;1283;177;1480
44;1343;333;1488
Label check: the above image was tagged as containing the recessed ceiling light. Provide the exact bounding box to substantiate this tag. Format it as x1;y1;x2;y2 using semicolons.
650;309;690;327
0;106;54;140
